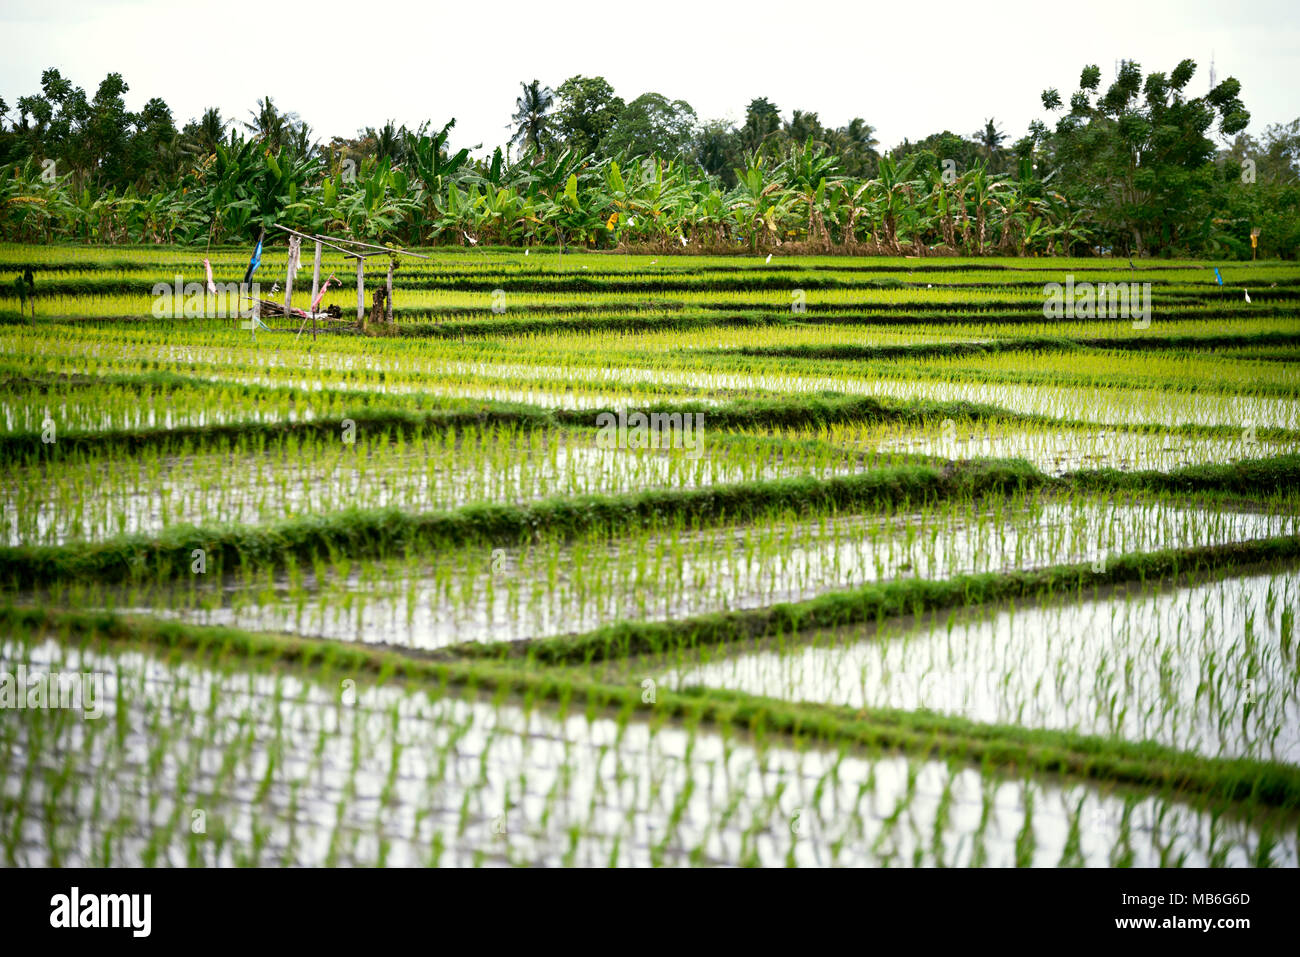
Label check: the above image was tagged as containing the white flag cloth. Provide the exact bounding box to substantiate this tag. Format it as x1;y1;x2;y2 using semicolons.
287;236;302;284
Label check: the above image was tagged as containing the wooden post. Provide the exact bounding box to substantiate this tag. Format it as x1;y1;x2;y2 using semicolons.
385;262;393;323
283;239;296;322
356;257;365;322
309;240;322;340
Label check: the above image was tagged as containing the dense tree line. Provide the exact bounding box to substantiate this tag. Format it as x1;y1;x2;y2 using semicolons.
1;62;1296;257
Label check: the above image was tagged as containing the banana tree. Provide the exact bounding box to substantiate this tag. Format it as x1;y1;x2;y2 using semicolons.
782;137;841;246
472;184;528;244
538;172;600;247
1039;194;1092;255
962;163;1012;256
435;181;477;243
833;181;880;248
727;152;796;250
919;159;966;250
0;159;77;242
512;146;587;203
330;156;413;239
601;159;644;245
993;188;1048;253
133;187;185;243
872;154;920;253
682;178;730;246
402;120;470;242
631;156;692;246
199;138;321;242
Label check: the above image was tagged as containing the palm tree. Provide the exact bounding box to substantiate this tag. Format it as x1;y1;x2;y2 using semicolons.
244;96;301;151
833;118;879;177
364;120;407;164
196;108;227;153
976;118;1005;162
283;121;317;161
845;118;877;147
738;97;782;156
511;81;555;154
785;111;824;146
179;107;228;163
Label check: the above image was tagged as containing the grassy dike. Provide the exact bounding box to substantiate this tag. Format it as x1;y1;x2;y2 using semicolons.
9;270;1300;298
0;458;1046;586
392;303;1286;338
459;536;1300;665
3;380;1296;461
10;298;1285;336
4;602;1298;810
2;455;1298;587
709;330;1300;361
0;386;980;461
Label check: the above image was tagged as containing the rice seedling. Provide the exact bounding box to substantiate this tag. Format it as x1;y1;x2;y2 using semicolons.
2;246;1297;869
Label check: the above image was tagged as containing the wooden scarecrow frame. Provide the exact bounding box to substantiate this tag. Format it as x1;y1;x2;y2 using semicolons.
255;224;428;338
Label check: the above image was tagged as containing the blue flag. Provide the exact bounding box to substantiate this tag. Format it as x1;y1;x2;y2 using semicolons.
1214;267;1223;286
243;234;263;286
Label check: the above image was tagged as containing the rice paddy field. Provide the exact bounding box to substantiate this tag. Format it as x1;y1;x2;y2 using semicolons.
3;243;1300;868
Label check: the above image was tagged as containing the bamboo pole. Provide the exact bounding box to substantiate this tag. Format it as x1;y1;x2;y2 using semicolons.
313;233;430;259
310;240;322;340
271;223;353;257
385;262;394;323
356;257;365;322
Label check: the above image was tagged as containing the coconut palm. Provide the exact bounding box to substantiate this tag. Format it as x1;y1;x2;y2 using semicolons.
511;81;555;155
245;96;286;144
181;108;228;159
366;121;407;164
976;118;1006;165
833;118;880;177
283;121;317;162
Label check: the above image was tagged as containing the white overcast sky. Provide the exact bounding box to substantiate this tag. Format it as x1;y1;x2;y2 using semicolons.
2;0;1296;157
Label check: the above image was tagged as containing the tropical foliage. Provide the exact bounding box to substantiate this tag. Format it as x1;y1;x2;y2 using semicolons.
1;62;1297;257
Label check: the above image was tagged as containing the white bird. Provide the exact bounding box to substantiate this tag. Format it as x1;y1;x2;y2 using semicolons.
463;231;477;246
765;253;772;263
525;248;529;256
628;217;635;227
1244;289;1251;303
650;260;657;265
679;235;688;246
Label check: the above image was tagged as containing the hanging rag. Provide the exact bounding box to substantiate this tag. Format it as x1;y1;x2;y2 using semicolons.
312;274;338;312
202;258;217;295
286;236;302;285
